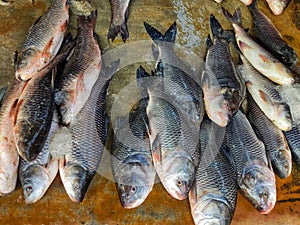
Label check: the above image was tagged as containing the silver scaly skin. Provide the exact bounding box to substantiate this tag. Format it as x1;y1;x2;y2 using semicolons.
189;118;237;225
15;0;69;81
226;110;276;214
247;94;292;179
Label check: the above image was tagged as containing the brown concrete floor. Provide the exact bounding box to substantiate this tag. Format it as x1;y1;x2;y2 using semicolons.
1;0;300;224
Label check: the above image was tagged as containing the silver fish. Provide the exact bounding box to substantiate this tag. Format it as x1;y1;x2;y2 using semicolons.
143;22;203;200
111;66;156;209
226;110;276;214
55;11;101;126
15;0;69;81
202;14;245;127
59;60;115;202
0;81;25;194
108;0;130;42
19;111;59;204
247;94;292;179
239;54;292;131
248;0;297;66
222;7;296;85
189;118;237;225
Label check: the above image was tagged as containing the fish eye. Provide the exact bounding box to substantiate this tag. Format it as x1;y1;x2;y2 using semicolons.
26;185;33;192
130;187;136;193
73;183;80;190
177;180;183;187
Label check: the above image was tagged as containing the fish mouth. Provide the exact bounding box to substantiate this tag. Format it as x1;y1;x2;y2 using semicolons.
67;192;83;203
259;201;275;214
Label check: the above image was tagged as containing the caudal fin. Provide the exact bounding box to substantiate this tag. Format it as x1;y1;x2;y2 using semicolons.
144;22;177;43
222;7;243;25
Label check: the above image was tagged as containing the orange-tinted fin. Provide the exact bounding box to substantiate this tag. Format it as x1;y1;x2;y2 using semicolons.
258;54;268;63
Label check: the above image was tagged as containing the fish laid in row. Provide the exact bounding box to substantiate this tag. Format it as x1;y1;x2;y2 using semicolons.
247;94;292;179
248;0;297;66
55;11;101;126
143;22;204;200
111;67;156;209
15;0;69;81
19;111;60;204
223;7;296;85
226;110;276;214
202;14;244;127
189;118;237;225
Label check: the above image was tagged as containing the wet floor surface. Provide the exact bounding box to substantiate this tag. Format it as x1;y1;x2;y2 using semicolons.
1;0;300;224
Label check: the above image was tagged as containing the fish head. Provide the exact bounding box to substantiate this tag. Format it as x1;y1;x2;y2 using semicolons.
115;162;155;209
61;163;89;202
279;46;298;66
15;48;41;81
161;154;195;200
273;148;292;179
22;165;49;204
240;166;276;214
191;195;233;225
274;103;292;131
0;169;18;195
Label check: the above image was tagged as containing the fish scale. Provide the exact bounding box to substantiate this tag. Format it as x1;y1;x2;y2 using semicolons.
55;11;101;125
247;94;292;179
14;69;54;162
284;125;300;167
22;0;69;51
189;118;237;225
226;110;276;214
248;0;297;66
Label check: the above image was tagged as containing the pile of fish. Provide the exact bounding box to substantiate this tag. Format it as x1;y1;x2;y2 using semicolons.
1;0;300;224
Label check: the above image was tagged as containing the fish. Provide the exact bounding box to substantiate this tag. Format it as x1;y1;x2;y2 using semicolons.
240;0;253;5
143;22;203;200
108;0;130;42
59;60;115;202
238;54;292;131
19;111;59;204
189;118;237;225
0;85;7;108
0;81;25;194
202;14;245;127
54;11;101;126
247;94;292;179
283;125;300;167
225;110;276;214
13;68;54;162
248;0;297;66
111;66;156;209
15;0;69;81
265;0;291;15
222;7;296;85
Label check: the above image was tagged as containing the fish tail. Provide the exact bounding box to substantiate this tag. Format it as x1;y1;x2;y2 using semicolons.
108;18;129;43
222;7;243;25
209;14;224;39
248;0;258;11
136;65;151;89
89;10;98;30
144;22;177;43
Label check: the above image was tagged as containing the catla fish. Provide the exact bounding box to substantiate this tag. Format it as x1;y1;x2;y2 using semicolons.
111;67;156;209
143;22;203;200
284;125;300;167
248;0;297;66
222;7;296;85
108;0;130;42
55;11;101;126
0;81;26;194
189;118;237;225
202;14;245;127
265;0;291;15
59;61;114;202
15;0;69;81
19;111;59;204
13;69;54;162
247;94;292;179
226;110;276;214
238;54;292;131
